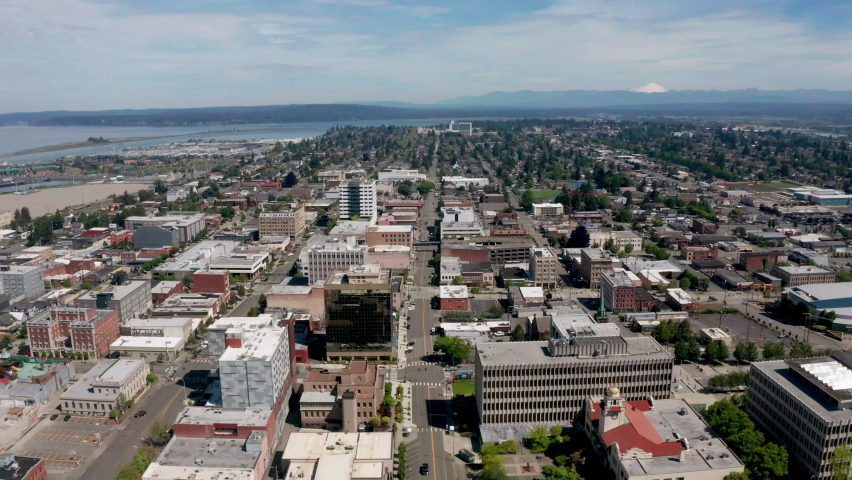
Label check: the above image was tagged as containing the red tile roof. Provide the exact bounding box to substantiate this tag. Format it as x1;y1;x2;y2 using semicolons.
592;400;683;457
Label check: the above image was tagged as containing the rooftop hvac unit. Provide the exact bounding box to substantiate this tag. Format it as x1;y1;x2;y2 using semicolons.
195;458;204;465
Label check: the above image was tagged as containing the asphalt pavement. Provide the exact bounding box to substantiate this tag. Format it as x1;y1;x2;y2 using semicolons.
76;360;210;480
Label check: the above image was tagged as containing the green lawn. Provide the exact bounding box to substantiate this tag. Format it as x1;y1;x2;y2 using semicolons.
528;190;560;200
452;380;475;395
766;181;800;189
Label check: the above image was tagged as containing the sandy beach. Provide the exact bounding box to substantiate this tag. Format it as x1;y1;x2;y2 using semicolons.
0;183;149;217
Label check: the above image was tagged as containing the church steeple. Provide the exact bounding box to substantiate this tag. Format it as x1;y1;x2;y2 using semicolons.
596;285;607;322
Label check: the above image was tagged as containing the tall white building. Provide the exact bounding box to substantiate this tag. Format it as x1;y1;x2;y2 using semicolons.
339;179;377;220
440;207;485;239
208;315;291;409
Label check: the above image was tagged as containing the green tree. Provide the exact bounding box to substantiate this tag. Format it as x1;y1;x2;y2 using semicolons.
20;207;31;223
703;399;755;439
511;324;525;342
489;304;505;318
452;276;465;285
433;336;473;366
723;472;749;480
705;340;730;363
749;442;788;480
734;342;758;364
566;226;590;248
541;466;583;480
762;341;786;360
398;181;412;197
623;243;633;254
417;180;435;196
16;325;27;339
284;172;299;188
237;284;246;297
149;420;173;447
528;426;552;453
520;190;535;210
789;341;815;359
832;444;852;480
652;320;674;344
247;307;261;317
478;464;510;480
675;341;691;363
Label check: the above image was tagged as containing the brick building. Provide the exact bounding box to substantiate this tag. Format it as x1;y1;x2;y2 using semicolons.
691;218;717;234
27;307;120;358
440;285;469;311
738;251;788;271
191;270;231;303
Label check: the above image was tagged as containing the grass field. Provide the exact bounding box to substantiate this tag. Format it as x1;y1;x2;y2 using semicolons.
528;190;560;200
766;181;800;189
452;380;475;396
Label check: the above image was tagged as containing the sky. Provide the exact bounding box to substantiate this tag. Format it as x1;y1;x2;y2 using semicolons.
3;0;852;112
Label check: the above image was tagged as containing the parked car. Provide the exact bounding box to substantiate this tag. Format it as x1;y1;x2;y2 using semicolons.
63;415;71;421
778;334;787;338
408;341;415;347
50;414;58;421
420;464;429;475
134;411;147;418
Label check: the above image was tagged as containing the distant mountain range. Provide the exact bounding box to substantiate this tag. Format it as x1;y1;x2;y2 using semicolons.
366;88;852;109
4;88;852;126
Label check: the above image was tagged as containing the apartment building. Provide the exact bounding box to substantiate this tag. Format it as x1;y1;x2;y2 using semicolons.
529;247;559;287
208;315;291;409
475;334;672;442
27;307;121;358
300;360;387;432
339;179;377;220
60;359;150;416
600;270;639;312
589;231;642;251
748;353;852;479
580;248;620;289
770;265;836;287
73;280;151;322
259;205;306;238
0;265;44;301
531;203;564;216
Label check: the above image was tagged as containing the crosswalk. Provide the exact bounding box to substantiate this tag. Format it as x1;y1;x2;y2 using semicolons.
417;426;445;432
407;361;440;366
409;382;444;387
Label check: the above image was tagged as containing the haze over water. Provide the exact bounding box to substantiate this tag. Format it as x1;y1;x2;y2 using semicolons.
0;119;451;165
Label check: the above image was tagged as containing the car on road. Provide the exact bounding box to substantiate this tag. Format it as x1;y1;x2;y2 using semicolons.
408;341;415;347
287;253;294;256
63;415;71;421
778;334;787;338
420;464;429;475
406;324;411;329
50;414;58;421
408;304;416;311
134;411;147;418
710;296;718;301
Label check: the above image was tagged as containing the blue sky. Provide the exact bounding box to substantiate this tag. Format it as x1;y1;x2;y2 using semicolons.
2;0;851;111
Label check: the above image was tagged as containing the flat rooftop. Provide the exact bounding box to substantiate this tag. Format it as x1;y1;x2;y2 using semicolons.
752;358;852;423
477;337;669;367
619;399;743;476
784;283;852;302
62;359;144;401
75;280;148;301
212;315;286;362
0;456;44;480
773;265;833;275
154;436;262;470
153;240;238;273
110;336;185;349
282;432;393;461
174;406;272;427
440;285;468;298
151;281;181;295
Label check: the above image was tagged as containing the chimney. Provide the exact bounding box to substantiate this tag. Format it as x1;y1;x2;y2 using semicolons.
679;448;687;462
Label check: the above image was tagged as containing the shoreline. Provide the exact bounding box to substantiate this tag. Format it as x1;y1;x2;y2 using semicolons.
0;126;314;159
0;183;150;217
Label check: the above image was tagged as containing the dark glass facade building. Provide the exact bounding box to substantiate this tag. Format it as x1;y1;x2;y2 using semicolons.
324;284;393;359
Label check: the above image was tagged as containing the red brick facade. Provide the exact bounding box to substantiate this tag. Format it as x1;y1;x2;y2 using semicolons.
440;297;469;311
28;308;120;358
192;271;231;303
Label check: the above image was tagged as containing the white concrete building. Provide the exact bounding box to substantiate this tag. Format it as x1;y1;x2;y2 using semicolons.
377;169;427;182
442;176;489;187
532;203;564;216
60;359;150;416
440;207;485;239
300;236;369;282
339;179;377;220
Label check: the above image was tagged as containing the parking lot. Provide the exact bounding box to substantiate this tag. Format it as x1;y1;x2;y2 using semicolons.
18;450;91;470
12;415;116;477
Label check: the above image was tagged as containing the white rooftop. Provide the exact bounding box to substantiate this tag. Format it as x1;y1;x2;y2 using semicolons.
519;286;545;299
110;336;185;349
801;360;852;391
440;285;468;299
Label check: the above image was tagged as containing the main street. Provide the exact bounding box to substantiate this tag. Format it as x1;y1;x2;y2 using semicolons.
400;136;457;480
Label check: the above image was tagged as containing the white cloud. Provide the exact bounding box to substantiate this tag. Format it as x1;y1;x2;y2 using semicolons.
1;0;851;110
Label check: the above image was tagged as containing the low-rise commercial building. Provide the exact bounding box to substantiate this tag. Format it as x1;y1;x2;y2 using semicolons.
109;336;187;361
0;455;47;480
440;285;469;311
125;213;206;245
152;293;222;318
122;317;193;339
771;265;836;287
666;288;698;312
60;359;150;416
365;225;413;248
476;334;673;443
151;280;183;305
281;432;393;480
208;252;270;280
738;251;787;271
152;240;239;280
300;236;369;282
443;237;534;269
440;207;485;239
